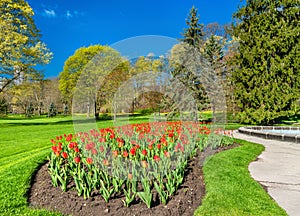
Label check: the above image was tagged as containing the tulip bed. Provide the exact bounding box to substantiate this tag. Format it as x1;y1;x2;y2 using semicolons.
48;121;233;208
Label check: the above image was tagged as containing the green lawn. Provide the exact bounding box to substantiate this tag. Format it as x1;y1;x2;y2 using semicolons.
0;116;286;215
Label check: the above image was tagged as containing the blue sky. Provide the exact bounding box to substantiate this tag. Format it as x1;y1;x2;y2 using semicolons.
26;0;244;78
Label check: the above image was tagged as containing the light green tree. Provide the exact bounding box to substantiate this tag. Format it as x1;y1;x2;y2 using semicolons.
59;45;130;116
0;0;52;92
231;0;300;124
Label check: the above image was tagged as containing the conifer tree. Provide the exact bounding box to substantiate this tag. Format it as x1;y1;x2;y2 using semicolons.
48;102;57;117
180;6;204;48
172;6;208;112
231;0;300;124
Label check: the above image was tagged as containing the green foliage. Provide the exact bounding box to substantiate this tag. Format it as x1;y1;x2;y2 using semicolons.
171;6;211;111
59;45;107;102
63;104;69;116
0;0;52;92
59;45;130;114
0;96;8;115
231;0;300;124
180;6;204;47
48;102;57;117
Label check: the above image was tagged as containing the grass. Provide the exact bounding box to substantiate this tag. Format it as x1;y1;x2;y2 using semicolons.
0;116;286;215
195;138;287;216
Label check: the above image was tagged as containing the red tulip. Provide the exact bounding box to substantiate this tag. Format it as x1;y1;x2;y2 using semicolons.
91;148;98;155
98;137;106;142
123;151;129;158
99;146;105;152
103;159;109;166
62;152;68;159
86;157;93;165
68;142;75;149
141;149;147;156
153;155;160;162
51;146;57;152
66;134;73;142
74;157;81;163
112;150;118;158
130;147;136;156
164;151;170;158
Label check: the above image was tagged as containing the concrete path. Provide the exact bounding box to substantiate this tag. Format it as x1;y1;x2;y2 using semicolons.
233;131;300;216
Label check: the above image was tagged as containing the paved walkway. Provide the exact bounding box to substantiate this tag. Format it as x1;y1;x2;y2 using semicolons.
233;131;300;216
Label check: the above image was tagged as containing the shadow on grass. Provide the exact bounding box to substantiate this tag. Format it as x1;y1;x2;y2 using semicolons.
0;114;151;127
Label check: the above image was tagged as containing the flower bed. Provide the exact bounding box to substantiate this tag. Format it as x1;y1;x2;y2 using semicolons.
48;121;232;208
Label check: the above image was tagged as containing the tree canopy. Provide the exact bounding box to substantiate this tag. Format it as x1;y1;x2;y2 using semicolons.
180;6;204;48
59;45;130;115
231;0;300;124
0;0;52;92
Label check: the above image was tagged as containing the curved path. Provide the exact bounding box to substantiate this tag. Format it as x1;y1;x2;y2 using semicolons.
233;131;300;216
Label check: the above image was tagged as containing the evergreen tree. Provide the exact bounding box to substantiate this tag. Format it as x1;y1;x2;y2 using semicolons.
63;104;69;116
48;102;57;117
231;0;300;124
171;6;208;112
0;96;8;116
205;35;224;71
180;6;204;48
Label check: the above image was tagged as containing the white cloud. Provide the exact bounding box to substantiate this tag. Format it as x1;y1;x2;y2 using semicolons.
43;9;56;18
66;10;73;19
64;10;86;19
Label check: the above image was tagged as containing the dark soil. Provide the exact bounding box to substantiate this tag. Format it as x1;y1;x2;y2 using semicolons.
28;143;239;216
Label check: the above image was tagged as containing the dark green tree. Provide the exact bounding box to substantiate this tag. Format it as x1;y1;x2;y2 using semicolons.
0;96;8;116
63;104;69;116
180;6;204;48
205;35;224;71
171;6;208;113
231;0;300;124
48;102;57;117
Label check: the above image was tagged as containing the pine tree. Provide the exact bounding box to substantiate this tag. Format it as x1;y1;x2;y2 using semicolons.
171;6;208;113
0;96;8;116
48;102;57;117
180;6;204;48
231;0;300;124
205;35;224;71
63;104;69;116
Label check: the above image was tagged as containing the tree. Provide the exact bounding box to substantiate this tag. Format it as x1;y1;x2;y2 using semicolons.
26;102;34;117
180;6;204;48
59;45;130;116
231;0;300;124
0;0;52;93
0;95;8;115
171;6;208;112
48;102;57;117
9;82;35;114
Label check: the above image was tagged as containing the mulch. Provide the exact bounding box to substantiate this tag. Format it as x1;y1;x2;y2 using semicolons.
28;143;239;216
